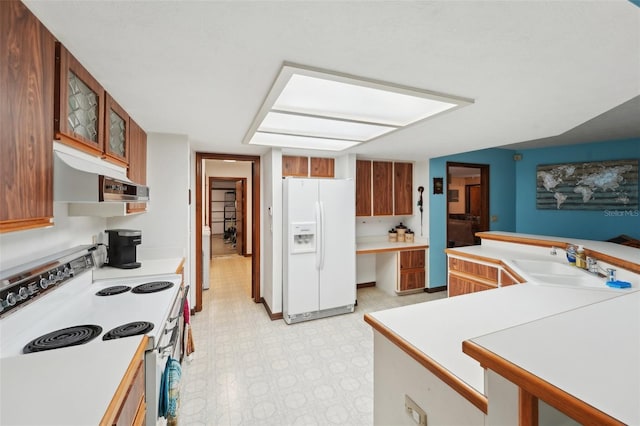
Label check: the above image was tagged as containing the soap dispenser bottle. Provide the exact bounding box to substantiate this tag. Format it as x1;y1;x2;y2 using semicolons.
575;245;586;269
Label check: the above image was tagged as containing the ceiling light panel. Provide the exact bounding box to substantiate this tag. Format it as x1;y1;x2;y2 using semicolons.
258;112;396;141
273;74;458;126
244;63;473;151
249;132;360;151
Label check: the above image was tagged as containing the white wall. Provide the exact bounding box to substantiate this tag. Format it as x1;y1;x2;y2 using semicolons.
204;160;253;254
108;133;192;301
0;204;105;271
261;148;283;314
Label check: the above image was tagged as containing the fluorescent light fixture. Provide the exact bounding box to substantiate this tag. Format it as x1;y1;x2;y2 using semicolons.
260;112;396;141
243;63;473;151
223;159;237;163
249;132;360;151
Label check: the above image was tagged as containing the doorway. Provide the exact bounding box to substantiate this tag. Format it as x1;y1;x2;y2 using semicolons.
195;153;260;313
446;162;489;248
208;177;247;257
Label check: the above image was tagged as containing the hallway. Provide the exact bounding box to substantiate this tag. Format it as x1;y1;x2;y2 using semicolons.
179;255;445;425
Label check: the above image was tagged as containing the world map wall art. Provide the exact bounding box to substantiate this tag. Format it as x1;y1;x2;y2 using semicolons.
536;159;639;210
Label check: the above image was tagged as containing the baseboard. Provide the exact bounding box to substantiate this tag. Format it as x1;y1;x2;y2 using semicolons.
425;285;447;293
260;297;283;320
357;281;376;289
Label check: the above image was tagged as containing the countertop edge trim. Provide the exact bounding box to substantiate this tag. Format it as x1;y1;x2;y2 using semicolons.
176;257;186;274
357;244;428;255
100;336;148;426
461;340;625;426
445;249;503;266
364;313;488;414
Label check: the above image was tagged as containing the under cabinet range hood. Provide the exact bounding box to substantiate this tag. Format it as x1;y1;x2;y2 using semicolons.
53;142;149;203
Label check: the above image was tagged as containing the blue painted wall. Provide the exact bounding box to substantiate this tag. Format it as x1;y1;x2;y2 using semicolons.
429;148;516;287
515;138;640;240
428;138;640;288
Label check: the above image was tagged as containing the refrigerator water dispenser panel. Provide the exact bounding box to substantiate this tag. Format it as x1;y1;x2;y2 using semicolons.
291;222;316;254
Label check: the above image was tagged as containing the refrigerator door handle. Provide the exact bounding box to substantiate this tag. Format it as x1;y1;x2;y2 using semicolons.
319;201;326;270
315;201;322;270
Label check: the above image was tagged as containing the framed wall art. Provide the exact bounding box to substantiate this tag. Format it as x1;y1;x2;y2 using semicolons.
536;159;638;210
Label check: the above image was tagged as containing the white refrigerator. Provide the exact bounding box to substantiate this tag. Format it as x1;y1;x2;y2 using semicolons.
283;178;356;324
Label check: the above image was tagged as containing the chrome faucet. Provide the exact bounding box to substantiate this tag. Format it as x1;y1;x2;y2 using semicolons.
586;256;598;274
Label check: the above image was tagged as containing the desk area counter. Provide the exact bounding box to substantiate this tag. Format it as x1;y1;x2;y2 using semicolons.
356;236;429;254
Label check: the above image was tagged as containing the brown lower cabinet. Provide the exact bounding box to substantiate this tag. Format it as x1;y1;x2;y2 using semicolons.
447;252;525;297
448;274;496;297
398;249;426;292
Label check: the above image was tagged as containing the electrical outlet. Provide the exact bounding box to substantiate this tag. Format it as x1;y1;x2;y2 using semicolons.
491;215;499;222
405;395;427;425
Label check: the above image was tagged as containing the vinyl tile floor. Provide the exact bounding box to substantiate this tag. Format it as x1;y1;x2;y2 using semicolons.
179;255;446;425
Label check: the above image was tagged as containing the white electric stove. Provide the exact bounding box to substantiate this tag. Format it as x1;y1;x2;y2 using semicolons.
0;245;186;425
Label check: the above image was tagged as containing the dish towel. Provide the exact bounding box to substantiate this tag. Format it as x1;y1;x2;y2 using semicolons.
159;356;182;423
184;298;195;359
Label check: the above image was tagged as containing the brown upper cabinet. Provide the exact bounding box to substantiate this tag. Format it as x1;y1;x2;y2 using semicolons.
310;157;334;178
126;119;147;214
104;93;130;167
0;0;55;233
355;160;372;216
356;160;413;217
54;42;106;158
282;156;335;178
282;155;309;177
394;162;413;215
373;161;393;215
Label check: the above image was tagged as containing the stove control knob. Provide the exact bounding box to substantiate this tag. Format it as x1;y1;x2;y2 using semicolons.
62;267;72;278
18;287;28;300
48;274;56;284
56;270;64;281
6;292;17;306
39;277;49;289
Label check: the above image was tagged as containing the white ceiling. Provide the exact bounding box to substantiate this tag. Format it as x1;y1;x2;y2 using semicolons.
24;0;640;161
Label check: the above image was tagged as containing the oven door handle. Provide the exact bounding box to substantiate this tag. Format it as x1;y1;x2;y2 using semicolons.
158;325;180;355
167;285;190;323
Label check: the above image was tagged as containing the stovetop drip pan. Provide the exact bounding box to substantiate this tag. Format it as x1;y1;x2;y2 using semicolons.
23;325;102;354
103;321;154;340
131;281;175;294
95;285;131;296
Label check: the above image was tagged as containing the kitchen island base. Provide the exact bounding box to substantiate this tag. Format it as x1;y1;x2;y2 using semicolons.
373;331;485;425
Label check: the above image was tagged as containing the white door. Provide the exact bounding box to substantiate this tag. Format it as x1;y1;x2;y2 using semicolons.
284;179;319;316
318;179;356;310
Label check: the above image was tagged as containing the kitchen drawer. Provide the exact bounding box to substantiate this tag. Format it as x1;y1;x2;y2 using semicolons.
400;250;425;270
448;274;496;297
448;257;498;283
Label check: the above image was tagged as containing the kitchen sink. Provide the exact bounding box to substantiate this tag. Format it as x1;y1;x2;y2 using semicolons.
510;259;612;289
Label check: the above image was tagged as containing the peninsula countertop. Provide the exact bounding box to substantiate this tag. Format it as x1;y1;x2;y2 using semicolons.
465;291;640;425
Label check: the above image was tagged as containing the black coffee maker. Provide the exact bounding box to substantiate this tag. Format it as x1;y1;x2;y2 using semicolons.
105;229;142;269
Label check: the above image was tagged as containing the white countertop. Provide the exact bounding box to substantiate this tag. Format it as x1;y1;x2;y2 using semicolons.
367;284;624;395
470;291;640;425
0;336;145;425
356;236;429;254
93;257;184;280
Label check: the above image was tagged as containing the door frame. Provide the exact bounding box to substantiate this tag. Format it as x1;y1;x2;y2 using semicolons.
446;162;490;246
195;153;260;312
208;176;247;256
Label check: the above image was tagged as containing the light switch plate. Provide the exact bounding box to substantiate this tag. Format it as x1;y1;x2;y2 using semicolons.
405;395;427;425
